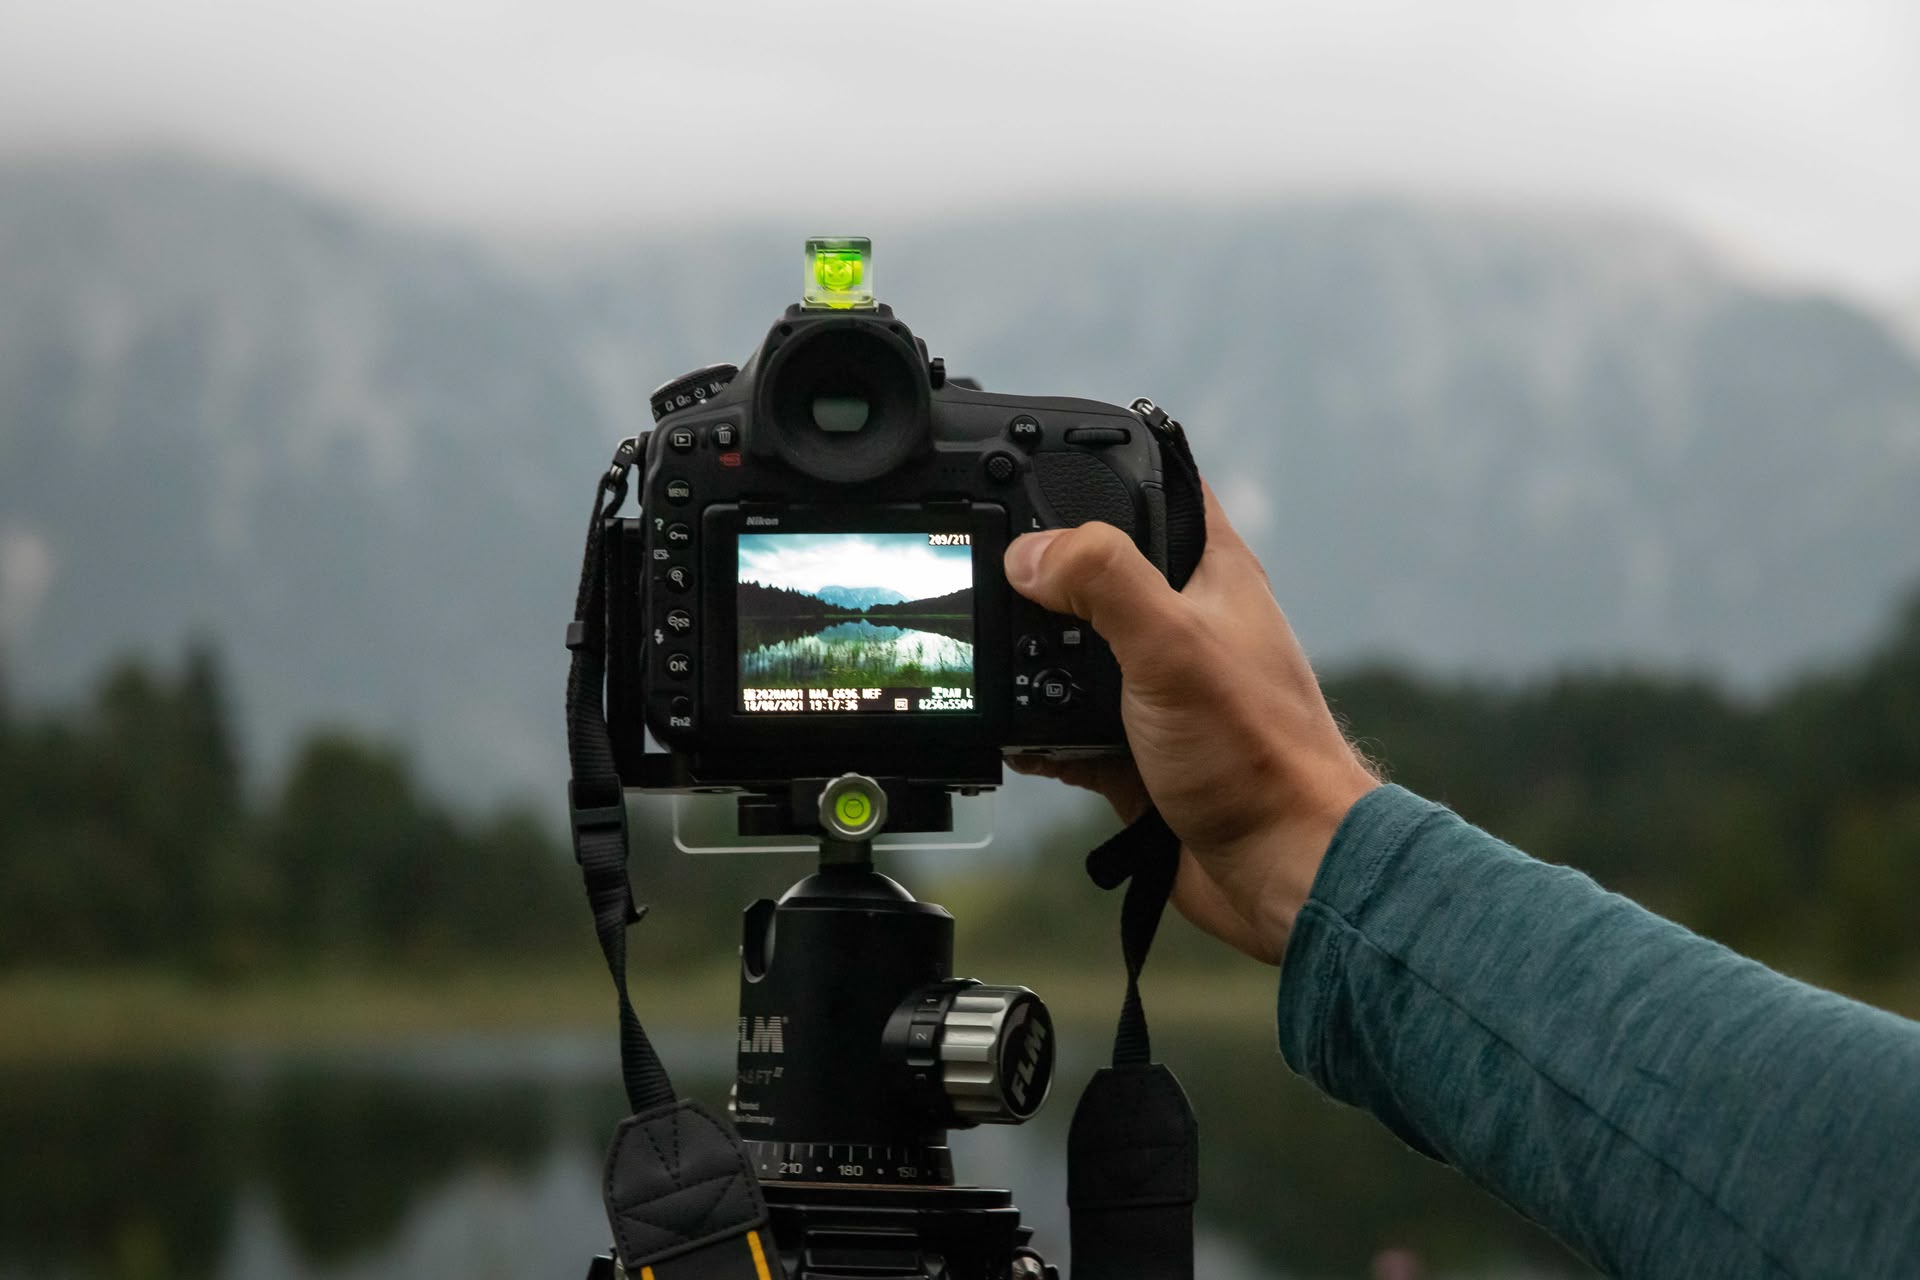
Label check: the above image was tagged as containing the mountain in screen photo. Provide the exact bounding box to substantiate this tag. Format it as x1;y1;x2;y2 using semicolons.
813;585;910;610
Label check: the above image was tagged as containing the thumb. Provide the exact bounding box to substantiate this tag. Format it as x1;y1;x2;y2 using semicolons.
1004;522;1187;663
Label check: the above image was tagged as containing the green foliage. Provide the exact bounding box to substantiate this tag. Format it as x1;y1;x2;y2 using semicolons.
1312;588;1920;981
5;585;1920;988
0;647;578;974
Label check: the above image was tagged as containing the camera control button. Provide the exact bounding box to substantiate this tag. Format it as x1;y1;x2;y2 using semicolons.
1016;634;1047;662
667;426;698;453
665;522;692;546
665;478;692;505
665;652;692;680
1035;668;1074;707
1008;415;1041;449
668;696;694;728
664;564;692;593
710;423;738;448
985;452;1018;484
1059;626;1083;649
666;609;693;634
1065;426;1131;447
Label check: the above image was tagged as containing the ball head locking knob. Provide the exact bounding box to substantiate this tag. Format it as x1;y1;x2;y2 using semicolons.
885;979;1056;1126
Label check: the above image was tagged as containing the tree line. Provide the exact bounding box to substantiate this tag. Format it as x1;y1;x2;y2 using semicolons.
2;587;1917;985
0;646;583;972
959;588;1920;989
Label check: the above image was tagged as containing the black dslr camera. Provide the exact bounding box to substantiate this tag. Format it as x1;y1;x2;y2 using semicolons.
570;240;1210;1279
605;237;1205;793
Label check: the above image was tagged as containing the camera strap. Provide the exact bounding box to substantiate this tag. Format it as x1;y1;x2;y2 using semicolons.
1068;808;1200;1280
567;436;773;1280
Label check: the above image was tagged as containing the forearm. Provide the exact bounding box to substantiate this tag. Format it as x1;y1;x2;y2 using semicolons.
1276;785;1920;1279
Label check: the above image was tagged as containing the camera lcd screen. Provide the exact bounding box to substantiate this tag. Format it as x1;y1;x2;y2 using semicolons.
737;532;975;714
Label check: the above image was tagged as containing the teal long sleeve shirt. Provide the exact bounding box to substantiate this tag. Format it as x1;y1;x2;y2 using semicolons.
1276;784;1920;1279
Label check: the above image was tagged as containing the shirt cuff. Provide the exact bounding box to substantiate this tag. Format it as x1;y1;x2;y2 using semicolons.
1275;783;1448;1085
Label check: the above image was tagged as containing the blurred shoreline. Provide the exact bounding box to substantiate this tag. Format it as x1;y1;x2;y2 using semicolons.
0;964;1298;1063
4;962;1910;1065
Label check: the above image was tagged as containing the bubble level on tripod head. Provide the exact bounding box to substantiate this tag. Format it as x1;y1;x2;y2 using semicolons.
804;236;873;309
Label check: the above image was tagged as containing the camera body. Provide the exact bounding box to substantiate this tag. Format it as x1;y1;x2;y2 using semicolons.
606;299;1203;792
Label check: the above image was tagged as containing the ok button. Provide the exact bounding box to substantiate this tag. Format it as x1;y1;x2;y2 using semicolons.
665;652;692;680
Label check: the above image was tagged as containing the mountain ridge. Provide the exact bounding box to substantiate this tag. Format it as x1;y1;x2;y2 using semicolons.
2;153;1916;796
813;586;910;610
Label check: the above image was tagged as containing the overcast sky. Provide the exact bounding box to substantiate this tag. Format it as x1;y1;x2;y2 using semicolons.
739;533;972;601
1;0;1915;305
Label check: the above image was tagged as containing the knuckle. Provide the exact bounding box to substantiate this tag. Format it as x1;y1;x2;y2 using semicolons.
1057;524;1133;591
1067;522;1132;569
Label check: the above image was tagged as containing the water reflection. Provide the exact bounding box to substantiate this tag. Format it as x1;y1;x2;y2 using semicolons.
0;1030;1592;1279
741;619;972;686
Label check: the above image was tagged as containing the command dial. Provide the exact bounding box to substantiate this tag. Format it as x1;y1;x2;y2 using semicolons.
650;363;737;421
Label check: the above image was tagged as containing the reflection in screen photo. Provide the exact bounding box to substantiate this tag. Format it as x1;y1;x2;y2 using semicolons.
737;532;975;714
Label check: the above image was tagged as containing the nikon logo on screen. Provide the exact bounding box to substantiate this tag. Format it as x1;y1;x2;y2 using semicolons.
739;1015;787;1055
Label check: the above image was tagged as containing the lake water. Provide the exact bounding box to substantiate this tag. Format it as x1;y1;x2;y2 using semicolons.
741;620;972;688
0;1026;1593;1279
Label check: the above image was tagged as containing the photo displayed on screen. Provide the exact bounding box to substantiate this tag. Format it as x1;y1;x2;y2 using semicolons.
737;532;975;713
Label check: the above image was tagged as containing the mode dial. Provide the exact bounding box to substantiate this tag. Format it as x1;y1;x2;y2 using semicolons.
885;980;1055;1126
650;363;738;421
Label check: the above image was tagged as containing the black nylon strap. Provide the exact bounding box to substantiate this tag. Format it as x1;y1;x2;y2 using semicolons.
1072;807;1199;1278
566;437;677;1115
604;1099;771;1276
1068;1063;1198;1280
570;439;769;1280
1085;806;1181;1066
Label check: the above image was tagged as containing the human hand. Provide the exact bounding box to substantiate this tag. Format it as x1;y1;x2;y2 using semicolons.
1005;485;1379;964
